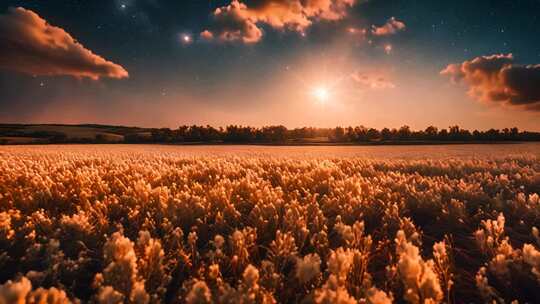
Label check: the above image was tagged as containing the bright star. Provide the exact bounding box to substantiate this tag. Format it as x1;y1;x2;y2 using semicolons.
181;34;192;44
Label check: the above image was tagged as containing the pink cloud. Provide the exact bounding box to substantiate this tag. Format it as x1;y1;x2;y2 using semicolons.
202;0;356;43
441;54;540;111
371;17;406;36
200;30;214;40
0;7;128;80
351;71;396;89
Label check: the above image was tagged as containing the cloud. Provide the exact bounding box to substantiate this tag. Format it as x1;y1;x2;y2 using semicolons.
202;0;356;43
200;30;214;41
371;17;406;36
351;71;395;89
441;54;540;111
201;1;263;44
0;7;128;80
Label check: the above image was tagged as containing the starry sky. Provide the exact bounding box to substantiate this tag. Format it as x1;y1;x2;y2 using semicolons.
1;0;539;130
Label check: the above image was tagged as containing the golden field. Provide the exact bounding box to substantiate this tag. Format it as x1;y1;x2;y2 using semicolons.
0;144;539;303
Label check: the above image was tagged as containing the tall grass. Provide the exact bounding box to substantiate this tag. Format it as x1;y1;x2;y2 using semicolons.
0;146;539;303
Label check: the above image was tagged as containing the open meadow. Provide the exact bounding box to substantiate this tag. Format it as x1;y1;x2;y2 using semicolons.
0;144;539;303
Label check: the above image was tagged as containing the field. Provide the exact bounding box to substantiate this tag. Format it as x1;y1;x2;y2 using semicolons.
0;124;142;144
0;144;539;303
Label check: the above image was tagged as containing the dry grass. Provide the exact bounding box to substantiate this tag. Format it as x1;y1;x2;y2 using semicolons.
0;145;539;303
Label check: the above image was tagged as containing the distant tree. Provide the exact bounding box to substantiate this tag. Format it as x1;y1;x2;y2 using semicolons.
224;125;256;143
259;126;287;142
510;127;519;140
346;127;355;142
354;126;368;142
330;127;346;142
485;129;501;141
380;128;392;141
151;128;174;143
472;130;481;140
438;129;448;140
367;128;380;141
398;125;411;140
425;126;438;140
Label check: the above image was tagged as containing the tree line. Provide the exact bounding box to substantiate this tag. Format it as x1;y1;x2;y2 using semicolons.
2;125;539;145
124;125;540;144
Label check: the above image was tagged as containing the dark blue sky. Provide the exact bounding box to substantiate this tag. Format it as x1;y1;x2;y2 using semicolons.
1;0;539;129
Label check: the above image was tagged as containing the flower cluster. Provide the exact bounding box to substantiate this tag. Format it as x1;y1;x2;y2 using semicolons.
0;145;538;303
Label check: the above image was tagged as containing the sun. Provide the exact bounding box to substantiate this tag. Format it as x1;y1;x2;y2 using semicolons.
312;86;330;102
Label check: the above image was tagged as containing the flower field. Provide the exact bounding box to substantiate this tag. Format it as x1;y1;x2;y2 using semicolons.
0;144;539;303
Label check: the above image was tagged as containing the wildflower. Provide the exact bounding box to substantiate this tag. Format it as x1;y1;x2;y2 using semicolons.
532;227;540;246
296;253;321;284
395;230;443;304
0;212;15;241
0;277;32;304
214;235;225;249
97;286;124;304
186;280;212;304
365;287;393;304
97;232;148;301
208;264;221;280
432;240;453;301
475;213;506;255
475;267;502;303
314;275;357;304
27;287;70;304
242;264;260;289
523;244;540;282
327;248;354;281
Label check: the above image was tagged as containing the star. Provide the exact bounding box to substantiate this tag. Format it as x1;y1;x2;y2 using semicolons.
120;4;127;9
180;33;193;45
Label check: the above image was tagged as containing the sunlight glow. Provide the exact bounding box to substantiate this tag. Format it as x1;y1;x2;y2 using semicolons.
312;86;330;102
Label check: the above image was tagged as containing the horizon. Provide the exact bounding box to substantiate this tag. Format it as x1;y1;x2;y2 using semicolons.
1;1;540;130
1;122;539;133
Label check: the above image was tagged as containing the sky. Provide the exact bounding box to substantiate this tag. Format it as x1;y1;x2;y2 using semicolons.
0;0;539;130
